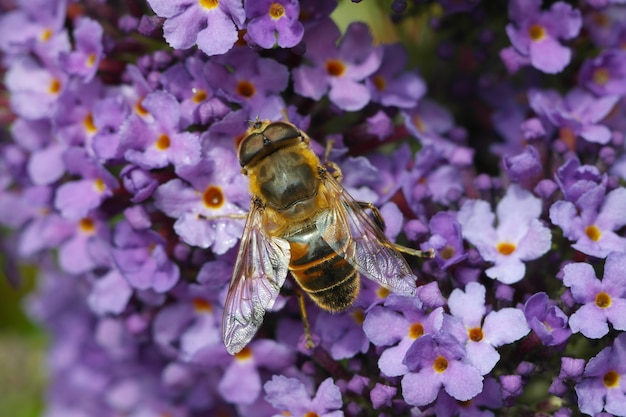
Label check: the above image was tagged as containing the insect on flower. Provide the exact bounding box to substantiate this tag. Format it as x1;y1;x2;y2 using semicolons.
222;120;433;354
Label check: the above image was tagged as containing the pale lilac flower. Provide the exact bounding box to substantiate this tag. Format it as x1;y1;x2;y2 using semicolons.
59;17;103;82
563;252;626;339
550;186;626;258
528;87;619;145
153;146;248;254
445;282;530;375
401;333;484;406
145;0;245;56
458;184;552;284
575;333;626;416
264;376;344;417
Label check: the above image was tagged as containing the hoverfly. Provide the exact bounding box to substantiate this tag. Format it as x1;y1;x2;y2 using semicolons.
222;120;431;355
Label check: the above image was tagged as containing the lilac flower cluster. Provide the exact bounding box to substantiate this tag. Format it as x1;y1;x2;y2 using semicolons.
2;0;626;415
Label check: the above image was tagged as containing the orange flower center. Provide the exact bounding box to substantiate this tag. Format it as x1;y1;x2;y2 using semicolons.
433;355;449;373
603;370;620;388
409;323;424;339
595;292;612;309
203;186;224;208
198;0;218;10
155;134;171;150
497;242;516;256
585;225;602;241
468;327;483;342
237;80;256;98
528;23;546;41
325;59;346;77
269;3;285;19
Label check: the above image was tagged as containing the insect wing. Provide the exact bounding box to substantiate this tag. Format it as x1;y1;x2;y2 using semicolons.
317;174;418;296
222;204;291;354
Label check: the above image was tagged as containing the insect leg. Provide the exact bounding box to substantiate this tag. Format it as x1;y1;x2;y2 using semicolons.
357;202;435;259
297;289;316;349
199;213;248;221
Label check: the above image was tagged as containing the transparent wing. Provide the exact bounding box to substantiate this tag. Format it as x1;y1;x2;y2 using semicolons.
222;203;291;355
317;173;418;296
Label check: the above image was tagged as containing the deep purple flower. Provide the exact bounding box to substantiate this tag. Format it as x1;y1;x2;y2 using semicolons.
524;292;572;346
562;252;626;339
365;43;426;109
445;282;530;375
575;333;626;415
244;0;304;49
421;211;468;271
434;377;502;417
528;87;618;145
264;375;344;417
401;333;484;406
579;50;626;97
293;19;382;111
458;184;552;284
504;0;582;73
146;0;245;56
212;48;289;120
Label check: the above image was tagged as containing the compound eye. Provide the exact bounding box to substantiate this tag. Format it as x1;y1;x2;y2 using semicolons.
262;122;301;144
238;132;265;167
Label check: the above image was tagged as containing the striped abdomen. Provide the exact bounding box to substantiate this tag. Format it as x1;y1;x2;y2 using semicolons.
286;222;359;312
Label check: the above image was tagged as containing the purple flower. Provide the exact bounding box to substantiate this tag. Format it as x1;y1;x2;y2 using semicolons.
363;298;444;377
420;211;468;271
314;309;369;360
575;333;626;415
146;0;245;56
401;333;484;406
562;252;626;339
120;90;201;170
550;186;626;258
59;17;103;82
0;0;69;65
244;0;304;49
528;87;619;145
153;146;248;254
579;50;626;97
53;148;118;220
504;0;582;73
445;282;530;375
219;340;295;405
434;377;502;417
457;184;552;284
293;19;382;111
87;269;133;316
524;292;572;346
212;48;289;120
264;375;344;417
5;56;67;120
366;43;426;109
111;220;180;293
